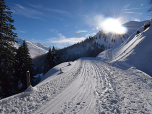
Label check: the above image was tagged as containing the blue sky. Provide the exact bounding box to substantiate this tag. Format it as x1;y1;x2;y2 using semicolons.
6;0;151;48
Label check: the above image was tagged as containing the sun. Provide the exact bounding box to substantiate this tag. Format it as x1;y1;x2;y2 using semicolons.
101;18;127;34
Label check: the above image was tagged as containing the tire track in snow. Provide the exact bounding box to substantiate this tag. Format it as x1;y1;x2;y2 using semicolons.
94;60;152;113
1;58;152;114
90;60;120;114
50;60;97;114
38;59;96;114
33;58;88;113
0;59;82;114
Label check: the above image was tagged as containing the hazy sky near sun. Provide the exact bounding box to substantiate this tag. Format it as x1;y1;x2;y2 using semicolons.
6;0;151;48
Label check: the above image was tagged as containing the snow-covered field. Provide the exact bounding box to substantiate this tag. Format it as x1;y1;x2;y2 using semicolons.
1;20;152;114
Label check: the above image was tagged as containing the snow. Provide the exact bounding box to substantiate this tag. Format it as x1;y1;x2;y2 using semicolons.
14;38;50;58
1;57;152;114
39;61;77;85
1;20;152;114
144;19;151;26
137;26;144;33
123;20;146;36
97;19;152;76
93;31;129;49
24;85;37;93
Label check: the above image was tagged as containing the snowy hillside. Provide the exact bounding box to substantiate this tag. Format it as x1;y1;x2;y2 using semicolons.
92;20;148;50
98;19;152;76
93;31;129;49
14;38;50;58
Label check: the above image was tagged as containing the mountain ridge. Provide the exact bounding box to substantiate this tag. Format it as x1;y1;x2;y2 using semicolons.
14;38;50;58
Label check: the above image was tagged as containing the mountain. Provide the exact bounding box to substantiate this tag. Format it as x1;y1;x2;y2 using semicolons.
123;20;146;36
14;38;50;58
93;30;129;49
97;19;152;76
33;27;130;74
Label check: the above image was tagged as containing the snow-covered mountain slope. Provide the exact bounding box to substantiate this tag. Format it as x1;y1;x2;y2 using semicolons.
92;20;148;51
123;20;146;36
14;38;50;58
97;19;152;76
93;31;129;50
0;58;152;114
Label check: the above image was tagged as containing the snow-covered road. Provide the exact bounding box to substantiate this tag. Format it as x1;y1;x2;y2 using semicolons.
35;58;152;114
1;58;152;114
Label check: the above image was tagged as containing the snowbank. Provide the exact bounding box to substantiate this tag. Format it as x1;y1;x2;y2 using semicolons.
39;61;77;85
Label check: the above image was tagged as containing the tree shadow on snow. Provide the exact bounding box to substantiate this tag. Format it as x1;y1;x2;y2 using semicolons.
58;72;63;75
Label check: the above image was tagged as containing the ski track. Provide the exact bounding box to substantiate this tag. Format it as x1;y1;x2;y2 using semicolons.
0;58;152;114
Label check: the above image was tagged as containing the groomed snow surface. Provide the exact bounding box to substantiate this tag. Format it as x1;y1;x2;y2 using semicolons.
0;57;152;114
1;20;152;114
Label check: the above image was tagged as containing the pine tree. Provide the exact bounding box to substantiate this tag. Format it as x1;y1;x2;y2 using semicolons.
99;33;101;39
52;46;58;67
14;40;35;92
43;46;58;75
14;46;22;93
0;0;17;98
43;48;53;75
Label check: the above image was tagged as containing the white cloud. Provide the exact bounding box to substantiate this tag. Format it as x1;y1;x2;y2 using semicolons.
85;33;96;38
49;29;59;34
45;8;72;17
121;7;149;12
27;3;72;17
17;30;26;33
48;33;85;44
49;37;85;44
28;4;43;9
76;30;87;34
122;7;141;11
65;25;69;27
123;4;131;8
16;4;25;9
13;4;43;19
124;12;135;13
134;18;141;22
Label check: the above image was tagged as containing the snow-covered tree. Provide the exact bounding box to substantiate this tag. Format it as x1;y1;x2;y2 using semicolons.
0;0;17;98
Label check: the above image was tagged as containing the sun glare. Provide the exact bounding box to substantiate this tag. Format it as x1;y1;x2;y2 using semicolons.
101;18;127;34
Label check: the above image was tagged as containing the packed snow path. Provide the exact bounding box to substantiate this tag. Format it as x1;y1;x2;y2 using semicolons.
1;58;152;114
